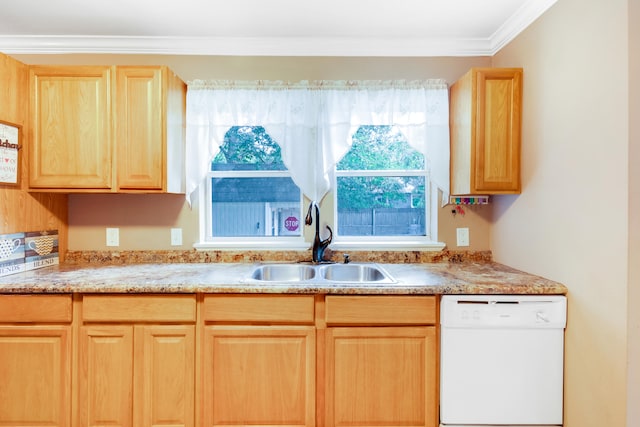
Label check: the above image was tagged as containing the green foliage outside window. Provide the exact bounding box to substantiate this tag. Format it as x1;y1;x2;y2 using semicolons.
337;126;426;210
337;126;423;171
212;126;285;171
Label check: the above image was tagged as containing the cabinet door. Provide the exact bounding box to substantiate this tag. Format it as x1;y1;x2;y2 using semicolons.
203;326;316;427
474;68;522;193
29;66;113;189
135;325;195;427
78;325;134;427
0;326;71;427
325;327;437;427
116;67;164;190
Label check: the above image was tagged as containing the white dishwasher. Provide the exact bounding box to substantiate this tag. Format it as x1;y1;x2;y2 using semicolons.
439;294;567;427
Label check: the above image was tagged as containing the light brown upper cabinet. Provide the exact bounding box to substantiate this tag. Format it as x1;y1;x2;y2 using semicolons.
29;65;185;193
29;66;113;190
116;66;185;192
449;68;522;195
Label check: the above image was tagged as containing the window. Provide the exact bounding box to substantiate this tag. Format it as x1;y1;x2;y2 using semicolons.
202;126;304;244
334;125;433;242
188;79;449;250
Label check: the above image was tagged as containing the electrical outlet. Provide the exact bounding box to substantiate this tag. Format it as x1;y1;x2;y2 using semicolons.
171;228;183;246
106;228;119;247
456;227;470;247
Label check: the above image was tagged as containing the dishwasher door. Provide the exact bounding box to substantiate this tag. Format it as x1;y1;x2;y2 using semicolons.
439;295;566;426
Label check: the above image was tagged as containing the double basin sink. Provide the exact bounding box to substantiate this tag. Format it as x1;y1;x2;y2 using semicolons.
250;263;396;285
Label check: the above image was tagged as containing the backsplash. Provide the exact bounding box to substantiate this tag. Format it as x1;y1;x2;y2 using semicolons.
64;248;492;265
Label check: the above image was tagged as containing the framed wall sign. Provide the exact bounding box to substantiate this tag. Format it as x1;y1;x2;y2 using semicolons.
0;120;21;185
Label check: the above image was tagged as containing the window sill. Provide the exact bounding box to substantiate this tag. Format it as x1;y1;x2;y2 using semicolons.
194;239;310;251
329;240;446;252
195;239;445;252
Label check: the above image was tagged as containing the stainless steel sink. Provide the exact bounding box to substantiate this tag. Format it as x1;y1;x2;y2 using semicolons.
251;264;316;282
250;263;395;284
319;264;392;283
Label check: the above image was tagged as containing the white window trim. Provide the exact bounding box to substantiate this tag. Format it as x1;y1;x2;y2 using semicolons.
194;238;310;251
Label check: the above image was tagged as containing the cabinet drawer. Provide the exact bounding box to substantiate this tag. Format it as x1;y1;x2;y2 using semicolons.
203;294;315;324
82;294;196;322
0;294;72;323
325;295;436;325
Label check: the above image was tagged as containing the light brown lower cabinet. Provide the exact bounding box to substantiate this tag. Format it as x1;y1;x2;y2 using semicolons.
77;295;196;427
0;294;73;427
0;325;72;427
324;296;438;427
0;293;437;427
202;294;317;427
325;326;436;427
78;325;195;427
203;326;316;427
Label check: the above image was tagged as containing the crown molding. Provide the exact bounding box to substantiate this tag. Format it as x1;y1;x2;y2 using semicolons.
0;35;495;57
490;0;558;54
0;0;557;57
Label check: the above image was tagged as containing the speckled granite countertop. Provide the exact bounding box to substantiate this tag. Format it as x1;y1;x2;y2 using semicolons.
0;261;567;295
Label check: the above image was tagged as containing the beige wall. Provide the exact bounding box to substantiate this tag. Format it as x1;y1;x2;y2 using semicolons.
13;54;489;84
627;0;640;424
13;54;493;251
492;0;630;425
64;192;492;251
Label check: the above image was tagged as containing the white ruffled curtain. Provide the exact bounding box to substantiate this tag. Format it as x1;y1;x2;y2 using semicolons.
185;80;450;205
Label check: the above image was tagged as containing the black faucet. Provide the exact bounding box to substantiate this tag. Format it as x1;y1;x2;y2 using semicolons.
305;202;332;263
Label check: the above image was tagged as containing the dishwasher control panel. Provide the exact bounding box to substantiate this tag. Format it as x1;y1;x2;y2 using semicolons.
440;295;567;328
